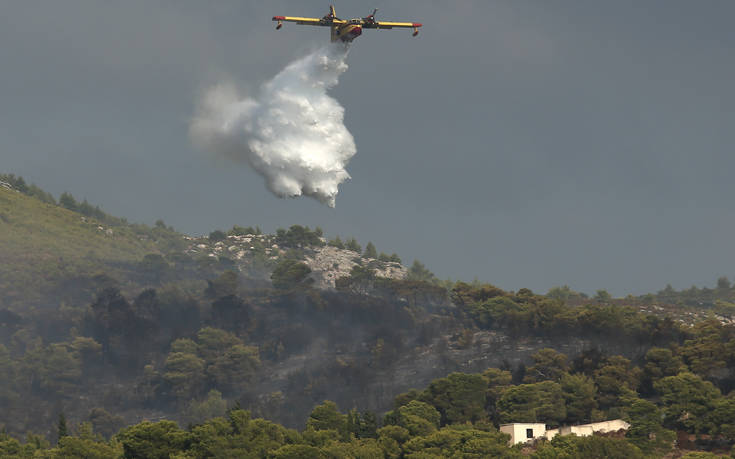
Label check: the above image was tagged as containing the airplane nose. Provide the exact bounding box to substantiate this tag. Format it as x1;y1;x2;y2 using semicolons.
350;26;362;36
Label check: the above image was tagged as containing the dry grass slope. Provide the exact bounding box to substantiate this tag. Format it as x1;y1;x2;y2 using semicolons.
0;187;161;309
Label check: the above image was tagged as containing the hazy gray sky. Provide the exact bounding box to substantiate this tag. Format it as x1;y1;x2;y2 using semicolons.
2;0;734;295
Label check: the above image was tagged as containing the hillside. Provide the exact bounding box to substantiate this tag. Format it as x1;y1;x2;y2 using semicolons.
1;176;735;457
0;185;176;309
0;181;411;312
3;176;731;324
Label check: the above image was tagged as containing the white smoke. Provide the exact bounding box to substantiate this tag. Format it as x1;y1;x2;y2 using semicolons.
190;44;356;207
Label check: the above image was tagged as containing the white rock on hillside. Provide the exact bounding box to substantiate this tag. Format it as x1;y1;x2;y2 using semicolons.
303;246;408;290
182;236;408;290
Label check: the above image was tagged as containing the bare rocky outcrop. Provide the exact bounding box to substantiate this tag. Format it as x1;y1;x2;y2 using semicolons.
183;235;408;289
303;245;407;289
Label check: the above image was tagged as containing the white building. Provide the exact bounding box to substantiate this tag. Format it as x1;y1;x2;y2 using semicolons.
557;419;630;438
500;419;630;445
499;423;547;445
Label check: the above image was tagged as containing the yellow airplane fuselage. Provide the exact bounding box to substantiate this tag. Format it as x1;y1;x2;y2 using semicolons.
331;23;362;42
272;5;422;43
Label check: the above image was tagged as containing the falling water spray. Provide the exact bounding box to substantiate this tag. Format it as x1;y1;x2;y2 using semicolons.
190;44;356;207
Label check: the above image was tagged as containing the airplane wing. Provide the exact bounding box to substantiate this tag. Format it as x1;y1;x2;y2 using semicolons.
272;16;346;27
367;21;422;30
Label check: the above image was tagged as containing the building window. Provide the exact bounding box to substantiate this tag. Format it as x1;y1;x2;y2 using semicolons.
526;428;534;439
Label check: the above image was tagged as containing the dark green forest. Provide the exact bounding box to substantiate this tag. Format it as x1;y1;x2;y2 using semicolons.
2;175;735;457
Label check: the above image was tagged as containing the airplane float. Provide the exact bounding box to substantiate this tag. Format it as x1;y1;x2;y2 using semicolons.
273;5;422;43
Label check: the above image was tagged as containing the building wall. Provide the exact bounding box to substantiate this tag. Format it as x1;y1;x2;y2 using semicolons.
560;425;595;436
559;419;630;437
587;419;630;433
500;423;547;445
501;419;630;445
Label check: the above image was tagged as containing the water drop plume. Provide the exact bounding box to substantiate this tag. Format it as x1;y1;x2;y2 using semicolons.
191;44;356;207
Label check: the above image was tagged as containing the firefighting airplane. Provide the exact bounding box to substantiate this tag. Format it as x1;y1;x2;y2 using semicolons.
272;5;422;43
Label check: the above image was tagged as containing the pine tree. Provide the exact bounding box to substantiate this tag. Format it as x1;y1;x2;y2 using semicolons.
407;260;436;282
59;192;78;212
328;236;345;249
359;411;378;438
345;238;361;253
57;412;68;443
346;409;356;439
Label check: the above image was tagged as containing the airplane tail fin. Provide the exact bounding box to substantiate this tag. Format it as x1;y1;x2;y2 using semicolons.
329;5;338;42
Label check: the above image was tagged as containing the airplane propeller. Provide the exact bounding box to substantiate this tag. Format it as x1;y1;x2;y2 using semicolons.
365;8;378;21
